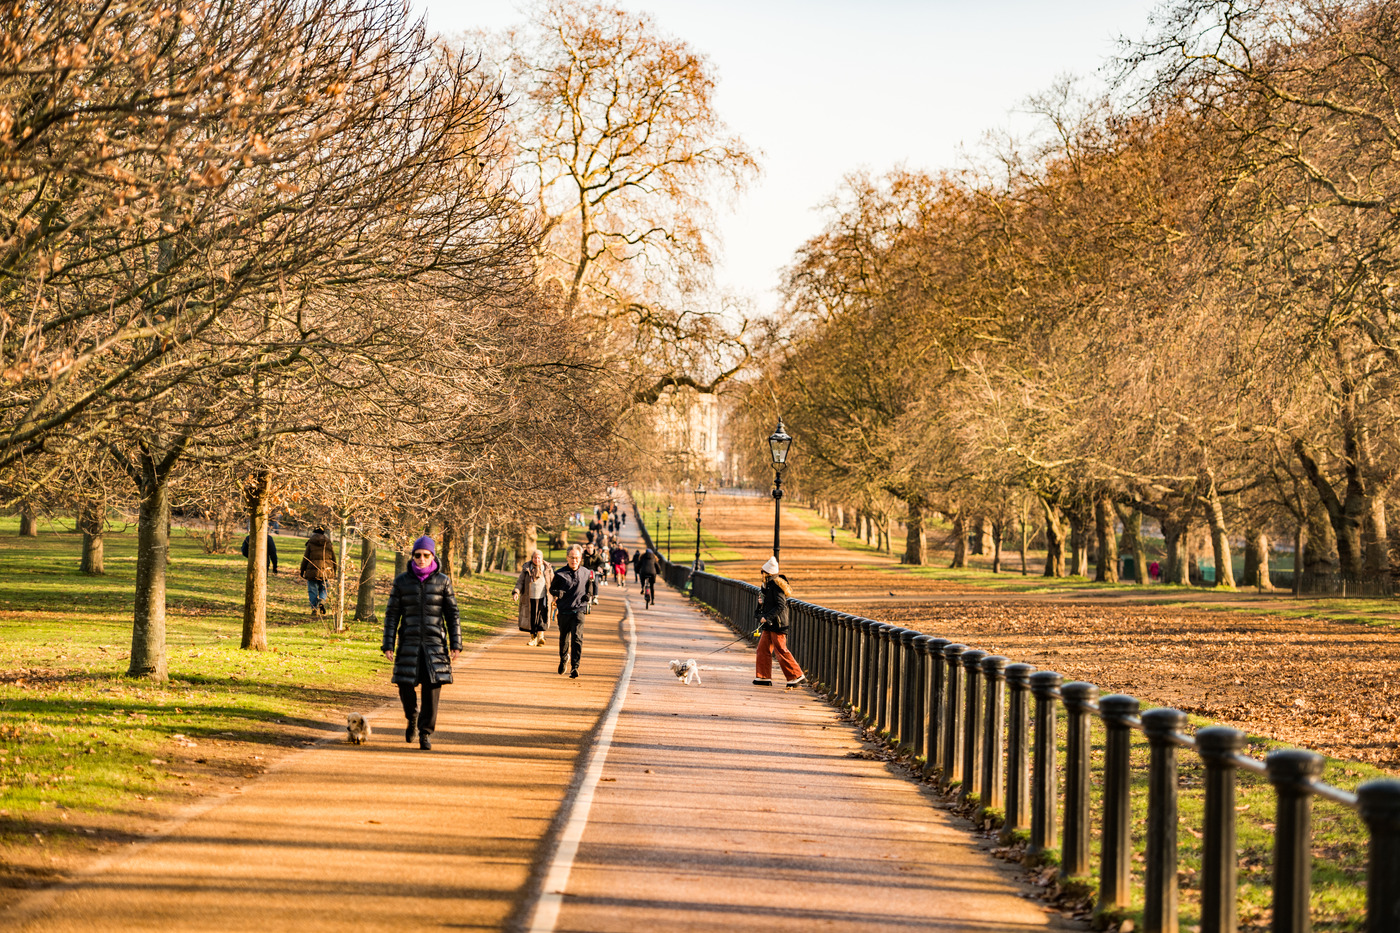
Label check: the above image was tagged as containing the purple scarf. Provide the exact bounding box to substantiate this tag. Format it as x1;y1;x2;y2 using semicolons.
411;557;438;581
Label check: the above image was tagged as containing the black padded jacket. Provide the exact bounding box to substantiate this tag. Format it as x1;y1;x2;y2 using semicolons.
381;568;462;685
755;578;790;633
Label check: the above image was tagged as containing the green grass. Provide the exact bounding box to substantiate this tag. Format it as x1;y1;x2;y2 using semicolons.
0;518;514;819
628;491;741;563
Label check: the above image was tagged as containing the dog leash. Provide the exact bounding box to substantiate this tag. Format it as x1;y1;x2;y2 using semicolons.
702;628;760;657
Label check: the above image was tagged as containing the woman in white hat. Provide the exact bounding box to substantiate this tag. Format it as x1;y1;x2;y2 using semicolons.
753;557;806;687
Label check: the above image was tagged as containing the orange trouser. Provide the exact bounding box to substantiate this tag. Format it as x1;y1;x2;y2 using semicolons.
755;631;803;681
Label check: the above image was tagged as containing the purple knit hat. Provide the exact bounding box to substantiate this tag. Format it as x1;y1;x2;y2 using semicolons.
412;535;436;555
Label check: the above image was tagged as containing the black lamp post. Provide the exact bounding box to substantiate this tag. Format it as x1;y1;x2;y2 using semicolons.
692;482;707;572
666;503;674;562
654;504;660;550
768;418;793;561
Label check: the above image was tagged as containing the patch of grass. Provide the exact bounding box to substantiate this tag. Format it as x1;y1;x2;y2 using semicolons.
0;519;514;820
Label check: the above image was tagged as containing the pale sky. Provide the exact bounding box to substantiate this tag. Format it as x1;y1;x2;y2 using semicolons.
418;0;1166;312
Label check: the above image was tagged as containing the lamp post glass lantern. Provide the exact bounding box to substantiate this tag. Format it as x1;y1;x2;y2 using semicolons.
768;419;792;561
693;482;706;572
666;503;674;562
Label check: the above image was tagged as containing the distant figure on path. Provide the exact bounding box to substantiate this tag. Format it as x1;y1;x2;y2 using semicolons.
512;549;555;647
549;544;597;679
241;533;278;572
299;527;337;616
382;536;461;750
752;557;806;688
829;526;835;543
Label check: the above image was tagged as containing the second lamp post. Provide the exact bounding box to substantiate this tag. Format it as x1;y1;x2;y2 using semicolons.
692;482;707;573
768;419;792;560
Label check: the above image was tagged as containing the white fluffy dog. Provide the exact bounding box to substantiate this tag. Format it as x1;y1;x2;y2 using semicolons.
668;659;702;685
346;712;372;744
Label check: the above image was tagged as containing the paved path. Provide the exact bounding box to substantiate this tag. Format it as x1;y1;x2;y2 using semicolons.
3;509;1071;932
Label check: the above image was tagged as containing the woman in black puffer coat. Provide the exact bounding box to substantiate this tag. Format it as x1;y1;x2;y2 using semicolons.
381;534;461;750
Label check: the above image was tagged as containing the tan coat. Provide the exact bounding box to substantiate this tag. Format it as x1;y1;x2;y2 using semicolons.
512;562;556;631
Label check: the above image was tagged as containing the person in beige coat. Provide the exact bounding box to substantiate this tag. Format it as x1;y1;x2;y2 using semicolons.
512;550;556;646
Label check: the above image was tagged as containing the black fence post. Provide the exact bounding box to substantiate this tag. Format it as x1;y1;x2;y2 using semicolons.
861;620;878;724
899;629;918;751
960;648;988;804
1357;779;1400;933
927;637;950;776
1097;694;1140;922
1027;670;1062;863
1142;706;1188;933
1059;681;1098;880
1002;663;1034;843
912;635;933;763
1197;725;1245;933
1267;749;1325;933
943;643;966;787
888;627;904;742
980;655;1009;815
835;614;851;705
875;624;894;735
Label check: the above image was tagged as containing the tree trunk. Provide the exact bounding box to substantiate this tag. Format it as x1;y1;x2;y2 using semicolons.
949;511;967;569
1294;438;1367;578
461;524;475;578
129;465;172;680
990;519;1004;573
1162;517;1190;586
241;471;271;650
478;521;492;575
1243;528;1274;591
79;499;105;574
355;533;377;622
902;498;927;565
1293;518;1305;596
441;522;457;588
520;523;537;570
1068;505;1089;577
969;516;985;555
1113;502;1146;585
1094;494;1119;583
1041;497;1065;578
18;504;37;537
1365;492;1392;585
1303;508;1335;575
1198;469;1236;589
394;549;407;577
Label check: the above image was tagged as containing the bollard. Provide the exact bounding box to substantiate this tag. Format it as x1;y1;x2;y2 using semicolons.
1142;707;1188;933
1357;779;1400;933
875;625;894;735
980;655;1009;815
927;638;950;776
1097;694;1141;921
960;648;988;804
899;629;918;751
1002;663;1034;843
1059;681;1098;880
1267;749;1325;933
912;636;933;762
943;644;966;786
1027;670;1063;860
1197;726;1246;933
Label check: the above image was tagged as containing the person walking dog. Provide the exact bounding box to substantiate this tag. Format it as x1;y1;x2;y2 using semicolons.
299;526;337;617
512;549;555;646
381;536;461;750
549;544;596;679
752;557;807;688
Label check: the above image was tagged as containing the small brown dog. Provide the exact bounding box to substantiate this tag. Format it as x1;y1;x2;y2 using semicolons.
346;713;372;744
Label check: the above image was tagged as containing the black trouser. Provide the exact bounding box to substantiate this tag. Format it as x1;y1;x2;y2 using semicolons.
558;612;583;670
399;682;441;735
639;573;656;597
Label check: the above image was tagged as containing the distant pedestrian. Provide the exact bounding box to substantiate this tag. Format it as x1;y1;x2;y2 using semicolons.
512;549;555;647
241;533;278;572
549;544;597;679
1148;560;1161;582
752;557;806;688
609;543;629;588
829;526;835;543
381;536;461;750
298;526;337;616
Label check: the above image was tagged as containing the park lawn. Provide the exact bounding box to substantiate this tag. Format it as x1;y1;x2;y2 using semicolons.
0;518;514;892
627;490;741;563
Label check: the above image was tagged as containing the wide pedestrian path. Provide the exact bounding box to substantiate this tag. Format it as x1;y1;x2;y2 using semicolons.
3;513;1072;932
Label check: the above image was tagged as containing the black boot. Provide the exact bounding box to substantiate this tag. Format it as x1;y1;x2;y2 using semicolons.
419;733;432;750
405;721;416;743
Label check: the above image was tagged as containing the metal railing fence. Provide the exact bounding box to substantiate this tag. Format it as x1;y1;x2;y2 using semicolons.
685;569;1400;933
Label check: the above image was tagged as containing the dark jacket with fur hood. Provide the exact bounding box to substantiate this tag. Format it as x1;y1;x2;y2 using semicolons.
381;566;461;685
755;577;790;633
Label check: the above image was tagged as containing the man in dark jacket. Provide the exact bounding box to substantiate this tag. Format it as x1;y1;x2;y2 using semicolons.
382;535;461;750
299;527;337;616
549;544;597;678
634;548;659;599
241;534;278;573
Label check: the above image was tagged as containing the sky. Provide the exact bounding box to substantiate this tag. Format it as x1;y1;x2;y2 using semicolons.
418;0;1166;312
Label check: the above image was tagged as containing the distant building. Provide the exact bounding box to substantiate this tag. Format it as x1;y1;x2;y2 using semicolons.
652;386;723;481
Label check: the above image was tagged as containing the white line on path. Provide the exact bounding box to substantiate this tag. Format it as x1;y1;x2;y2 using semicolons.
525;598;638;933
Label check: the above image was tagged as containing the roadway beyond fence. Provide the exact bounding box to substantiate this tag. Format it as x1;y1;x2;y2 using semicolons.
0;508;1074;933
